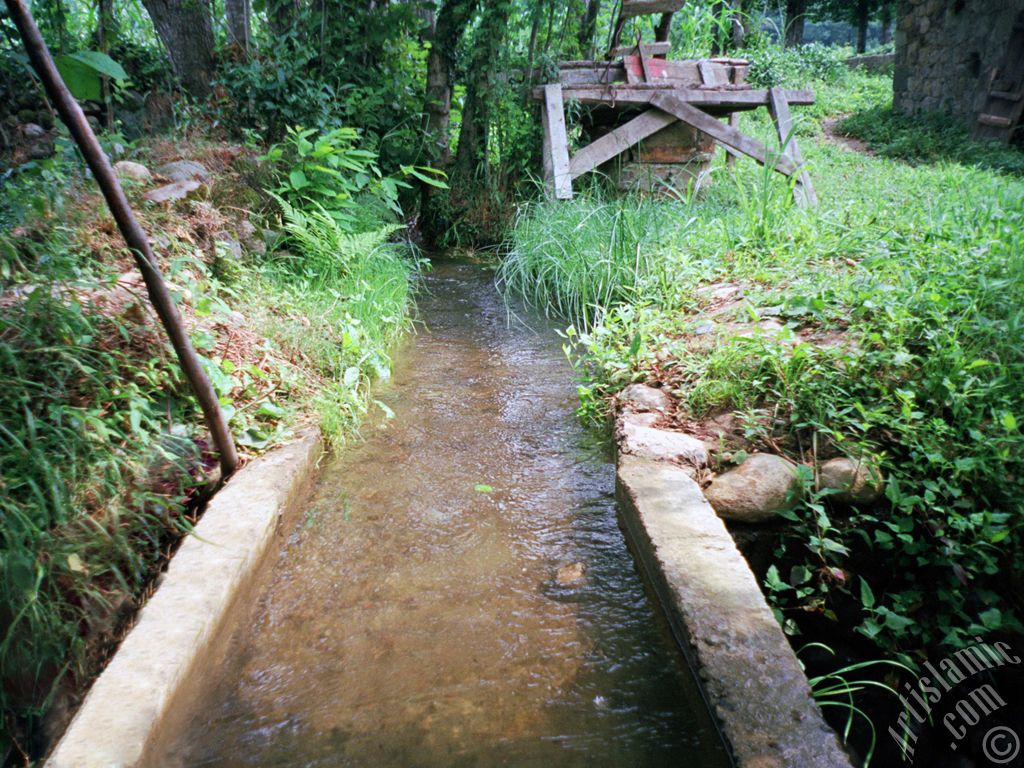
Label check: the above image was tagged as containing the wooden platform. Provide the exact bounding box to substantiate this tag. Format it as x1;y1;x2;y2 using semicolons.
533;58;817;206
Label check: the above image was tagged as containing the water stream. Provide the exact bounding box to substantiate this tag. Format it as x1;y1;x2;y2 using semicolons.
166;261;729;767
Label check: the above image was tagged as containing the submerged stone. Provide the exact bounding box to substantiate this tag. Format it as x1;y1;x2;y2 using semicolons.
555;562;586;585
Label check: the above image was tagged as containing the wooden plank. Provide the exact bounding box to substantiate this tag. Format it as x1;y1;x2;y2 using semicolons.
535;85;816;109
767;86;817;207
624;54;669;82
619;0;685;19
649;91;798;177
558;65;626;87
725;58;748;169
726;112;740;168
978;113;1013;128
698;60;728;86
542;83;573;199
568;108;677;178
608;41;671;58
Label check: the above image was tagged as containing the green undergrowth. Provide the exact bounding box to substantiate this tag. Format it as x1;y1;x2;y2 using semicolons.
502;70;1024;666
839;106;1024;175
0;128;417;757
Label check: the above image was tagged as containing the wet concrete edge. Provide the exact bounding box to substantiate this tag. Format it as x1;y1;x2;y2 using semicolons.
615;449;854;767
45;431;323;768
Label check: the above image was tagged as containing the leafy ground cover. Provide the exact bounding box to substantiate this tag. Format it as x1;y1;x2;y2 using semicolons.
502;61;1024;764
0;129;417;758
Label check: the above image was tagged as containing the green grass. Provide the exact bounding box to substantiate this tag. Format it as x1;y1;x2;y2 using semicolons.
840;107;1024;175
502;67;1024;662
242;204;418;443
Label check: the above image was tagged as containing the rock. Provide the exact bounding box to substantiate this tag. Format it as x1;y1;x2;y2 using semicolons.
819;457;884;506
22;122;46;139
695;282;744;303
618;383;672;414
619;411;708;468
27;141;54;160
156;160;209;183
236;217;257;244
143;179;205;204
214;235;243;261
555;562;586;585
704;453;801;524
113;161;153;183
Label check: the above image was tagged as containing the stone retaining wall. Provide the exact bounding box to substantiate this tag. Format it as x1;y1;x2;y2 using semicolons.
894;0;1024;117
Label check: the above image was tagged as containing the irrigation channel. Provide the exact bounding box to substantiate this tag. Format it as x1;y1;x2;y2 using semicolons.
163;260;730;767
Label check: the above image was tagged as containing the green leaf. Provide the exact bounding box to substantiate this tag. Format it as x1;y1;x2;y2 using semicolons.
474;484;493;493
1002;412;1018;432
54;51;126;101
256;401;287;419
860;577;876;609
288;169;309;190
980;607;1002;630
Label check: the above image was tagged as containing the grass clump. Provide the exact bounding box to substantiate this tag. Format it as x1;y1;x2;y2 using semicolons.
499;196;691;329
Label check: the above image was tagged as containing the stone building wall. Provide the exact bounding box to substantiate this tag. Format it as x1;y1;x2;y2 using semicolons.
894;0;1024;117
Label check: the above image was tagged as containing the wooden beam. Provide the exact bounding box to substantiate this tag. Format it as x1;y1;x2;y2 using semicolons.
767;86;817;207
536;85;816;109
568;108;676;178
541;83;573;199
619;0;685;20
608;41;671;58
649;91;798;177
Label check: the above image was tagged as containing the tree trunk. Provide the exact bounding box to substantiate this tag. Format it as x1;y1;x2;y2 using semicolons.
423;0;479;166
879;2;892;46
654;12;673;43
96;0;113;128
225;0;251;54
268;0;299;40
730;0;745;50
784;0;806;48
578;0;599;58
140;0;215;97
710;0;743;55
855;0;869;53
452;0;511;184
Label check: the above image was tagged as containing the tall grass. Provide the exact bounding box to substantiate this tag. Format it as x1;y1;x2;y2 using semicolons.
0;243;201;754
498;195;692;330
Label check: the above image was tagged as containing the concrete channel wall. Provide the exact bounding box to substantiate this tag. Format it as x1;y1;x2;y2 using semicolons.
45;432;323;768
613;388;854;768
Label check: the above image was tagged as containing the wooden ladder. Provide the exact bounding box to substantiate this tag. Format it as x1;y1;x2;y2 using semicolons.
974;10;1024;143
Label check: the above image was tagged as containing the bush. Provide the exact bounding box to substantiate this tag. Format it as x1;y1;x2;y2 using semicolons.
745;42;849;87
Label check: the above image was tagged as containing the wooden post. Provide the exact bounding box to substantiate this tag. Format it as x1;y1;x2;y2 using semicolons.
5;0;239;477
541;83;572;199
767;86;817;207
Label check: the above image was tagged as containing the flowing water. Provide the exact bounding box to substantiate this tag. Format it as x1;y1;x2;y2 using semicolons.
167;261;729;767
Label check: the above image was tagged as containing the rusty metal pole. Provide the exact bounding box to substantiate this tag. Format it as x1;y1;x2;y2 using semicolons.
5;0;239;477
